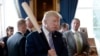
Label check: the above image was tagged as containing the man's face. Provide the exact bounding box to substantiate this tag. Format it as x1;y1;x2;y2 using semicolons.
71;19;80;31
8;29;14;36
20;23;27;33
45;16;60;32
26;19;33;28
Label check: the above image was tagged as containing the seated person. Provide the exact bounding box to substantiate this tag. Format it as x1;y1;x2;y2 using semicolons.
63;18;90;56
59;23;69;33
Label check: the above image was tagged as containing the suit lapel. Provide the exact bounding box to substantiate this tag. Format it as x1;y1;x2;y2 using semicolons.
52;32;57;48
39;29;50;50
52;32;60;54
79;32;85;50
69;31;77;51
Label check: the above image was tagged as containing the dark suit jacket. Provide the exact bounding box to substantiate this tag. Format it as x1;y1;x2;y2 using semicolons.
24;29;31;37
25;30;68;56
2;36;9;56
0;45;3;56
63;30;90;56
7;32;26;56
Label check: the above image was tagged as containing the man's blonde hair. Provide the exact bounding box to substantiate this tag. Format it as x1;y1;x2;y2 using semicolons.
42;11;62;26
17;19;26;27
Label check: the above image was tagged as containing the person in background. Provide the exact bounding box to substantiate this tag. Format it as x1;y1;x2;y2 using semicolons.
1;26;14;56
59;23;69;33
7;19;27;56
63;18;90;56
25;11;68;56
24;17;34;36
0;40;4;56
59;23;69;48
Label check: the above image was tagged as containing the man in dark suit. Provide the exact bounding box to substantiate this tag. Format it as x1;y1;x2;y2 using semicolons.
25;11;68;56
24;17;34;36
63;18;90;56
7;19;27;56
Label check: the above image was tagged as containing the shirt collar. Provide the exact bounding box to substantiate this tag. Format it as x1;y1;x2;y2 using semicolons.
42;26;49;36
18;31;24;36
71;29;79;33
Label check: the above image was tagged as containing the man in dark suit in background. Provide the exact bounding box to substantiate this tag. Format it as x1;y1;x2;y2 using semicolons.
63;18;90;56
7;19;27;56
24;17;34;36
25;11;68;56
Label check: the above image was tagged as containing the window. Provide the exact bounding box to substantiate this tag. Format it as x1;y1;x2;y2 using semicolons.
75;0;94;38
0;0;3;37
75;0;100;55
0;0;19;37
93;0;100;55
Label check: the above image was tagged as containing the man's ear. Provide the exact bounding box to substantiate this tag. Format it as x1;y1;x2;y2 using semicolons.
44;20;47;25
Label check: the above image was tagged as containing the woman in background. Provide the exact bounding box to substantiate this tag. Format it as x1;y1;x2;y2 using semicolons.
1;26;14;56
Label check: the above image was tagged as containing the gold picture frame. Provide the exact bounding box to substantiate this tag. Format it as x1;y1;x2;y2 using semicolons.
30;0;60;24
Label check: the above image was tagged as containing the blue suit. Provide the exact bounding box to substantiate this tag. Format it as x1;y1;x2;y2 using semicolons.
25;29;68;56
7;32;26;56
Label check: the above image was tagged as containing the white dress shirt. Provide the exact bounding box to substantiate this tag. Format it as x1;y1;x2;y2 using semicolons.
42;26;51;46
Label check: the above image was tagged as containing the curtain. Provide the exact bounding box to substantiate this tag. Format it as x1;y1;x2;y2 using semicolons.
60;0;78;28
18;0;30;19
